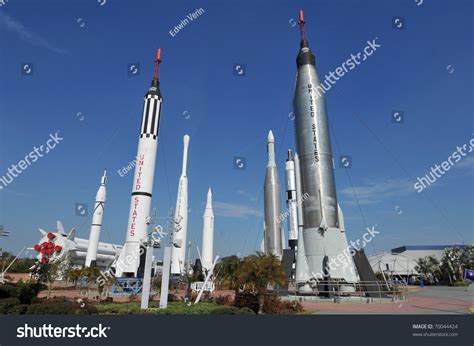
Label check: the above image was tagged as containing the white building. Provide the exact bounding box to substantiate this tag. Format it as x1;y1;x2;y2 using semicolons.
368;245;467;278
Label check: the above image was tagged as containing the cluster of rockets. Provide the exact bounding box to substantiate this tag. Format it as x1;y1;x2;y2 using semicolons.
32;10;360;293
261;9;359;293
33;49;215;278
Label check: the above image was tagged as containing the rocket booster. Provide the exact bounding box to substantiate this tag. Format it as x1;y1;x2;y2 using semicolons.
201;188;214;271
116;49;163;278
285;150;298;250
294;152;310;284
85;170;107;268
263;130;283;257
170;134;190;275
292;10;357;283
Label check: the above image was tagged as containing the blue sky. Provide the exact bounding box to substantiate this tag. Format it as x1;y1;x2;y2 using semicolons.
0;0;472;261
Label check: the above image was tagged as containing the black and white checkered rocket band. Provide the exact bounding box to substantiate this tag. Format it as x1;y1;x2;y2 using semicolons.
140;93;162;139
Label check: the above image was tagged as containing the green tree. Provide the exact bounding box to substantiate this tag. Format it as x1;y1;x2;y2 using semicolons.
459;245;474;273
32;258;69;299
63;267;82;287
415;256;440;283
441;246;473;282
80;266;103;297
215;255;242;292
237;252;286;314
0;252;36;273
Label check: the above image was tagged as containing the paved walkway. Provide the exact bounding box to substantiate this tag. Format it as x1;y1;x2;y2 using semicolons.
301;286;473;314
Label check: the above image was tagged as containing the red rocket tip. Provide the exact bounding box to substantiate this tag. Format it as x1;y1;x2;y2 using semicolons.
153;48;162;81
299;9;305;24
155;48;162;63
298;9;307;43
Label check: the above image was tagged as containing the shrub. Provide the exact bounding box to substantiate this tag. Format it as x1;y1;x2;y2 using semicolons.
15;282;44;304
27;303;75;315
234;292;259;313
0;284;17;299
8;304;28;315
0;298;21;314
75;304;98;315
236;307;256;315
26;301;98;315
235;293;303;314
263;294;303;314
453;281;470;287
168;293;178;302
215;295;232;306
209;306;241;314
30;296;41;304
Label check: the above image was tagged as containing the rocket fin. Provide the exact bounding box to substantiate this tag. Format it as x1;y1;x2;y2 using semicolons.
337;204;345;232
67;228;76;240
38;228;47;236
56;221;65;234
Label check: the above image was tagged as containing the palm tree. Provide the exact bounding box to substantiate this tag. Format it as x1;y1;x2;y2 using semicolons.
442;246;473;282
237;252;286;314
215;255;242;292
415;256;440;283
63;267;82;287
80;266;103;297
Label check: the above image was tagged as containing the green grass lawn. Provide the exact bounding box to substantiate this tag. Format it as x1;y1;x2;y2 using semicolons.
96;301;255;315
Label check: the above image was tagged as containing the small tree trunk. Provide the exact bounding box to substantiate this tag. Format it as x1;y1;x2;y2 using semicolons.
257;294;265;315
458;267;464;281
48;283;52;299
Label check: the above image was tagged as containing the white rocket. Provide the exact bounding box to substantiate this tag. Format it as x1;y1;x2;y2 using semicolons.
201;188;214;272
285;150;298;250
115;49;163;278
294;153;310;284
170;134;190;275
263;130;283;257
85;170;107;267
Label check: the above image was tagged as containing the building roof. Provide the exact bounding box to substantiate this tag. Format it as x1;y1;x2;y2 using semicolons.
391;245;467;253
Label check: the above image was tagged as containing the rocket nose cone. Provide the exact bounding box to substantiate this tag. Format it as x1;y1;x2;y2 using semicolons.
183;134;190;144
268;130;274;142
101;169;107;185
206;188;213;208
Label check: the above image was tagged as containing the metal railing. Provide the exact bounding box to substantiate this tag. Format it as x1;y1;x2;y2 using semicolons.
285;280;407;304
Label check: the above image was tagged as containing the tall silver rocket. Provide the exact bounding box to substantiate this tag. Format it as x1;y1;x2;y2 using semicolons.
201;188;214;272
264;130;283;257
85;170;107;268
170;134;190;275
285;150;298;250
292;10;357;289
115;49;163;278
